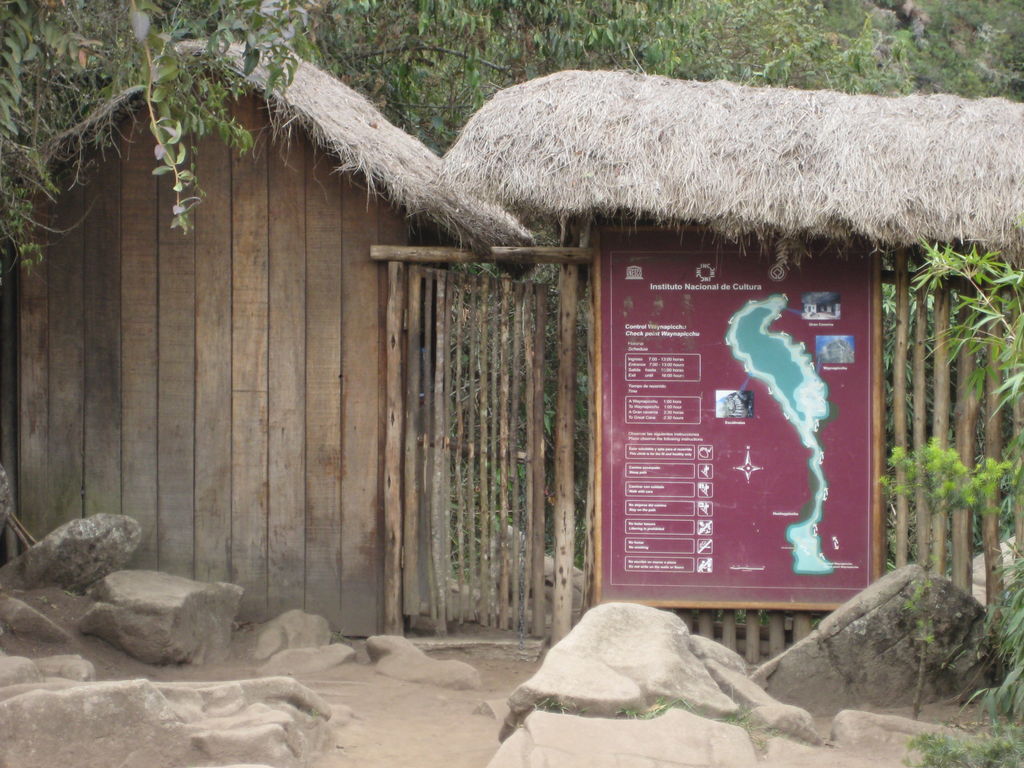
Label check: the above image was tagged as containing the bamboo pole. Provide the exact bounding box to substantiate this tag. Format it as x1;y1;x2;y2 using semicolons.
931;284;951;574
498;280;512;629
488;277;502;627
383;262;406;634
530;285;548;638
552;264;580;643
953;302;979;591
478;278;492;626
583;272;597;611
402;268;424;618
441;275;455;624
912;283;930;567
893;250;910;568
509;284;525;635
466;278;480;622
431;273;449;635
721;612;737;651
983;337;1004;605
452;283;466;623
420;272;438;623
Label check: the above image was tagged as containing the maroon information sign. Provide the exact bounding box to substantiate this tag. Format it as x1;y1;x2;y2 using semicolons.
599;230;880;608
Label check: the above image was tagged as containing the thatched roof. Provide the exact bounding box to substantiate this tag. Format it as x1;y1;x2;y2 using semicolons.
52;43;530;252
442;70;1024;259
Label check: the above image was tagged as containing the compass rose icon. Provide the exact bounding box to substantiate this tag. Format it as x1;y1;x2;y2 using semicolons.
734;446;763;482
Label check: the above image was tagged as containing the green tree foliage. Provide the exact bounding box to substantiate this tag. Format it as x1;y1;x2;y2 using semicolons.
312;0;914;151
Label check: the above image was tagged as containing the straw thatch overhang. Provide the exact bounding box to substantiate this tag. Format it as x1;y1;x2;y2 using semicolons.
50;43;530;254
442;70;1024;262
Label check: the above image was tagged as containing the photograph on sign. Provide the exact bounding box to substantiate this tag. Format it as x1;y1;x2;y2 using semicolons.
599;230;879;608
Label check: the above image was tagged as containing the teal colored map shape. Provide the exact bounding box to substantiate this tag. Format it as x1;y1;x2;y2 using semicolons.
724;294;834;575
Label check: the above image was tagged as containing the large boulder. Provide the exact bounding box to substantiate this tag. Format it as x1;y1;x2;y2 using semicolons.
752;565;987;713
0;513;141;592
0;595;72;643
503;603;737;738
488;708;757;768
253;610;331;661
79;570;243;664
366;635;481;690
0;676;332;768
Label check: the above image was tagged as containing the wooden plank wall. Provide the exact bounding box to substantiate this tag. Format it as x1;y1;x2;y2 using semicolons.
16;95;402;634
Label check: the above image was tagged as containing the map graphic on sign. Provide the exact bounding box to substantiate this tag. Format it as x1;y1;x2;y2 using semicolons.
725;294;833;575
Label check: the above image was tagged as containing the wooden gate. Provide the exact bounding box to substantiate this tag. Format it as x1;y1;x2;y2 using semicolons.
384;265;551;637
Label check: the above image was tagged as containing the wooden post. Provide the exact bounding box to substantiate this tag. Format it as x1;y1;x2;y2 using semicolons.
488;277;501;626
497;280;512;629
530;285;548;638
421;272;437;621
697;610;714;638
431;273;449;635
793;613;813;643
1;249;17;562
721;612;737;651
983;344;1004;605
478;279;492;626
892;250;910;567
509;286;525;633
768;612;786;658
552;264;580;643
383;262;406;634
452;283;467;623
402;268;424;617
583;270;597;610
466;279;480;622
931;285;951;573
912;283;930;567
744;612;761;665
953;302;979;592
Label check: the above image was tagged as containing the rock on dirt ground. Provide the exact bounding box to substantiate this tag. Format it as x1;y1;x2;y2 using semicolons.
753;565;988;714
502;602;738;738
489;708;757;768
0;513;141;592
79;570;243;664
0;676;332;768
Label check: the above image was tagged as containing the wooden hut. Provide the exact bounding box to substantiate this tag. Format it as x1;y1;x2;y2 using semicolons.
10;50;528;636
441;70;1024;647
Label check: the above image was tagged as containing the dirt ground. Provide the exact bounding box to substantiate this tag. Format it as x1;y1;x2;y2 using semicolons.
0;587;982;768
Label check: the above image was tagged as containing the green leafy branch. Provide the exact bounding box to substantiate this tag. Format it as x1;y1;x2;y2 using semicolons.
127;0;311;231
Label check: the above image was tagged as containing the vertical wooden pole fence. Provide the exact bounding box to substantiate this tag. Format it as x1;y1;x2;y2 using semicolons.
931;285;951;574
552;264;580;643
384;262;406;634
529;285;548;638
892;250;910;567
912;282;931;568
953;301;980;592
